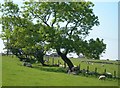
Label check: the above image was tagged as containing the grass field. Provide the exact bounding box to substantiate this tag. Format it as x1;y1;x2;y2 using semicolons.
2;56;119;86
43;56;119;76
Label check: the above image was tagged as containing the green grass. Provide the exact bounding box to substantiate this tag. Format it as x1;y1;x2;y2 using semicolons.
2;56;119;86
44;57;119;76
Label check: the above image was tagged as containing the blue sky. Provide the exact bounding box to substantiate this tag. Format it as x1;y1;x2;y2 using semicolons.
86;2;118;60
0;0;119;60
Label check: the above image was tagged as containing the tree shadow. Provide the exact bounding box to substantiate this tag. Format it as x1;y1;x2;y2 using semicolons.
33;65;67;73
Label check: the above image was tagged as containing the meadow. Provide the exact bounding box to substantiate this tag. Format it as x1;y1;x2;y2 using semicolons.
1;56;119;86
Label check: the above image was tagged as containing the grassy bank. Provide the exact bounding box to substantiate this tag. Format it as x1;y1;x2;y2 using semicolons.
2;56;118;86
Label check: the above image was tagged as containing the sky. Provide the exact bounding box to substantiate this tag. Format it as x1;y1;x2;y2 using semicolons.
0;0;119;60
86;2;118;60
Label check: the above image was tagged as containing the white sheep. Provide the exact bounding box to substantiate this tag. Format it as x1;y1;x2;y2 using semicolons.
74;65;77;67
99;75;106;80
106;72;112;75
59;64;64;67
91;63;94;65
105;72;112;78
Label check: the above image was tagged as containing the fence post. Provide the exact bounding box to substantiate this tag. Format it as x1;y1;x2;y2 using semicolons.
78;64;80;71
58;60;60;66
95;67;97;73
52;58;54;65
114;71;116;78
87;66;89;72
46;56;49;64
104;69;106;73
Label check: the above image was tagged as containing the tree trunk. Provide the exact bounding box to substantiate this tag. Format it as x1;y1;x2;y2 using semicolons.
34;50;49;66
57;49;74;71
37;55;45;66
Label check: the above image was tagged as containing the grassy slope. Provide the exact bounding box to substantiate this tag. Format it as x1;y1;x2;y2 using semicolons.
70;59;118;75
2;56;118;86
44;57;118;76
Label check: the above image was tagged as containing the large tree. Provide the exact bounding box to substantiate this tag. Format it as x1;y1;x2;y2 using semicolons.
0;1;48;65
22;1;100;71
0;1;106;71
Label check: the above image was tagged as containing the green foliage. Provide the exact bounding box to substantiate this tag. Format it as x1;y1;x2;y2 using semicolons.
83;38;106;59
0;0;106;67
0;1;46;62
22;1;100;55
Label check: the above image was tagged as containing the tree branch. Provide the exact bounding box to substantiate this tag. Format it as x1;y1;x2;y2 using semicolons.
69;23;78;36
31;11;50;27
64;48;69;55
51;9;56;27
65;21;70;30
46;14;51;22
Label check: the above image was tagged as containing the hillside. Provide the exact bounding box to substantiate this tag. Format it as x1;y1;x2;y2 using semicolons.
2;56;118;86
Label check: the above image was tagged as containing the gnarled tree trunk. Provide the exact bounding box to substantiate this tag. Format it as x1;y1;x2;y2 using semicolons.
34;49;49;66
56;49;74;71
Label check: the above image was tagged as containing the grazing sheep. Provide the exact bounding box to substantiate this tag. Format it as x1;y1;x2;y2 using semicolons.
74;65;77;67
105;72;112;78
91;63;94;65
59;64;64;67
106;72;112;75
99;75;106;80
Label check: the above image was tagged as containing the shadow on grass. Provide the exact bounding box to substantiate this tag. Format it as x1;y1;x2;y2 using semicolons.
33;65;67;73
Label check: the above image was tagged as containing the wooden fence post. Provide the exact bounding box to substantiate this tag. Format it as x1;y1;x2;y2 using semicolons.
87;66;89;72
52;58;54;65
58;60;60;66
114;71;116;78
78;64;80;71
46;56;49;64
104;69;106;73
95;67;97;73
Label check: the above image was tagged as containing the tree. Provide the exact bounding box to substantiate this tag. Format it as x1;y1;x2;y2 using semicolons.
0;1;20;55
0;1;48;65
83;38;106;59
22;1;99;71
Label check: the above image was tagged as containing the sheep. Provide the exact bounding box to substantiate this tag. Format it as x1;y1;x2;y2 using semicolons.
74;65;77;67
59;64;64;67
106;72;112;75
99;75;106;80
105;72;112;78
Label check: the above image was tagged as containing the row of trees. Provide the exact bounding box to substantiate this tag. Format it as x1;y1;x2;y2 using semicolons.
0;1;106;71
